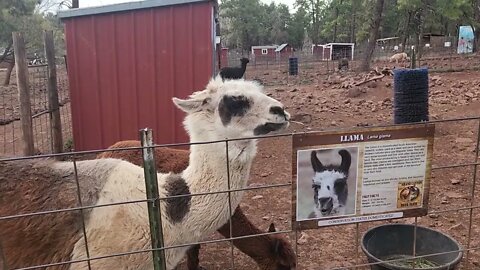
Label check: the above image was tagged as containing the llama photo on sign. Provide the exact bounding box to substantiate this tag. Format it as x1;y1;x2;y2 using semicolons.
296;147;358;221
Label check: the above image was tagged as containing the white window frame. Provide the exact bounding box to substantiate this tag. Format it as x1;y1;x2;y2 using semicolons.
261;48;268;55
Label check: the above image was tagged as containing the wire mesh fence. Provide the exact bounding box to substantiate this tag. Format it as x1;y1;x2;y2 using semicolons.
223;46;480;88
0;116;479;269
0;60;71;157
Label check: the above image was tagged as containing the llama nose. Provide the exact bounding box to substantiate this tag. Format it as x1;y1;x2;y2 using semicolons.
319;197;333;215
319;197;332;206
270;106;287;120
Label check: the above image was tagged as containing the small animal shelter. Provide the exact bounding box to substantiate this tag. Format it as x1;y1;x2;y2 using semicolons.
312;44;331;60
324;43;355;61
58;0;219;151
312;43;354;61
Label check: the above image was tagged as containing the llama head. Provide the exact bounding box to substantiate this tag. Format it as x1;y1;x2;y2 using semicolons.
240;57;250;64
173;77;289;141
310;149;351;217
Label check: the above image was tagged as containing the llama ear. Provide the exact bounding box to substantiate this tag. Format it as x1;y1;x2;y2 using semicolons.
310;151;324;172
213;74;223;82
338;149;351;174
172;97;211;113
268;223;276;232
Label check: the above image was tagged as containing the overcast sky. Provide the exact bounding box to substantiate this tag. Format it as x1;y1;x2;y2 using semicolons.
80;0;296;10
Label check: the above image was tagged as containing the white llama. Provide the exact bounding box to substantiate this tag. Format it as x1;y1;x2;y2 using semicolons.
0;77;290;270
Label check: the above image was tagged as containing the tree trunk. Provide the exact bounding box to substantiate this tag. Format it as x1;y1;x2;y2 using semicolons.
333;0;343;42
360;0;385;72
350;4;357;43
3;59;15;86
416;1;429;59
333;17;338;42
311;0;320;44
417;10;426;59
473;0;480;52
400;11;412;53
475;30;480;53
0;41;12;63
443;17;449;36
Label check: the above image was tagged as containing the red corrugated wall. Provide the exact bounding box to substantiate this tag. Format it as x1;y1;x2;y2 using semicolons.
63;2;214;151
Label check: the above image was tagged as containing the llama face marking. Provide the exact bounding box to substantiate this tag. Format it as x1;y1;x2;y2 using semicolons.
310;150;351;217
173;78;290;139
214;82;289;138
218;95;251;125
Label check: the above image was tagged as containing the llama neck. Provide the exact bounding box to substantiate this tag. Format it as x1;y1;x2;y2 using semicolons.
184;138;257;192
241;63;247;72
182;115;257;192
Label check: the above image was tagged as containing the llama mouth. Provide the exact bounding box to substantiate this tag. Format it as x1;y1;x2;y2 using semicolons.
253;122;288;135
319;206;333;216
317;199;335;216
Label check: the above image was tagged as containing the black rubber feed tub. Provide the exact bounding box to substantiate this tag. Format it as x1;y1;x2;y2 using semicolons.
361;224;463;270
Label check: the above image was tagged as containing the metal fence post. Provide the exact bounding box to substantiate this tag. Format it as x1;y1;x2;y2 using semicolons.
12;32;35;156
44;30;63;156
139;128;167;270
466;119;480;264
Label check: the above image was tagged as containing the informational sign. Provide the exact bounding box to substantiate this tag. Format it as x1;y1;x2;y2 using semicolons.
292;124;435;230
457;26;474;54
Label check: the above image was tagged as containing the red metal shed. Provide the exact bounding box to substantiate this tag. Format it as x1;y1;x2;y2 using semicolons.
220;48;229;68
251;45;276;60
58;0;218;151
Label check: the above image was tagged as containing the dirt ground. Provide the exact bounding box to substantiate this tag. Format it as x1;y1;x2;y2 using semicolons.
2;56;480;269
175;57;480;269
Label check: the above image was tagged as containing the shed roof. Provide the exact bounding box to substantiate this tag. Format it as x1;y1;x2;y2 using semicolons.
58;0;214;19
324;43;355;46
423;33;446;37
377;37;399;42
251;45;277;50
275;43;289;52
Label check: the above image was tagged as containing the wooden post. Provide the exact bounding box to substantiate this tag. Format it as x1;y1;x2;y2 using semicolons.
12;32;35;156
44;30;63;155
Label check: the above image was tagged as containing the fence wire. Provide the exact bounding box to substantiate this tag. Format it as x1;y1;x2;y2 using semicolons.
0;116;479;269
224;48;480;88
0;61;72;156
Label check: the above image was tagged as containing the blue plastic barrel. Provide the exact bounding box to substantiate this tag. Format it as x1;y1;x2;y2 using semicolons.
289;57;298;76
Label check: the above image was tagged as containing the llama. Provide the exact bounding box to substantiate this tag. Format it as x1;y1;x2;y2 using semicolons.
0;78;290;270
97;140;297;270
309;149;351;218
219;57;250;81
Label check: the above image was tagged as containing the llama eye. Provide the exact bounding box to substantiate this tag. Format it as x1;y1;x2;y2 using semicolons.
327;186;330;190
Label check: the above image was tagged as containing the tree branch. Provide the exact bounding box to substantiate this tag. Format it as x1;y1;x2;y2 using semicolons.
0;41;13;63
